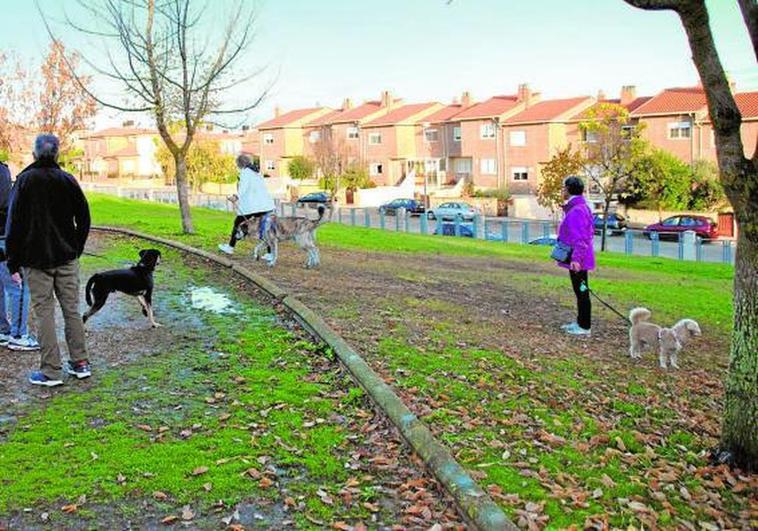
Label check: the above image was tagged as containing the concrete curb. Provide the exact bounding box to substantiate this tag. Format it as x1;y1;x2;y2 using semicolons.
91;226;515;531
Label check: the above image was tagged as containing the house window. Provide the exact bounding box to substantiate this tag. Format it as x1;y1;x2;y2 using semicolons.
455;158;472;173
368;133;382;145
265;160;275;171
369;163;383;176
480;123;496;139
424;129;439;142
668;121;692;139
309;131;320;143
347;126;359;139
263;133;274;145
439;158;447;172
453;126;462;142
512;166;528;181
480;159;497;175
509;131;526;146
581;129;598;143
621;124;635;136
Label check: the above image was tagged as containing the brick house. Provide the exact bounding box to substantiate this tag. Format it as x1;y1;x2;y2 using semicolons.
257;107;332;177
360;101;444;185
80;126;161;179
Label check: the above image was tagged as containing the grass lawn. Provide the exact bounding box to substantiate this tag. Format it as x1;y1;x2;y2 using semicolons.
83;194;753;529
0;234;460;529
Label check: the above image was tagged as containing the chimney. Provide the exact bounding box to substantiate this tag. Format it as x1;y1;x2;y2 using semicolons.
342;98;354;110
620;85;637;106
122;120;134;128
380;90;393;108
274;106;281;118
517;84;532;107
461;91;472;107
242;125;250;131
597;89;607;101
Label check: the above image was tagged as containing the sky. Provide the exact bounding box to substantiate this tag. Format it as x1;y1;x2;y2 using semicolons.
0;0;755;129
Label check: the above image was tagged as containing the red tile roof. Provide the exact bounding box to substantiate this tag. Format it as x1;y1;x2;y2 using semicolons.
734;91;758;119
505;97;592;124
423;104;470;123
631;87;707;116
104;145;139;158
453;95;520;120
306;109;346;127
332;101;391;123
257;107;326;129
571;96;652;120
84;127;155;138
364;102;439;126
625;96;652;112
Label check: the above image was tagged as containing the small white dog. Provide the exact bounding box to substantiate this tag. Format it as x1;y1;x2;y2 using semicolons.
628;307;701;369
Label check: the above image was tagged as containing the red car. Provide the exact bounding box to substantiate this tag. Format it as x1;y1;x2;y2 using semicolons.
643;215;719;241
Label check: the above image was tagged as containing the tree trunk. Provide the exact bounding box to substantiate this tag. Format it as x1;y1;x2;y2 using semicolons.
601;197;611;251
671;0;757;471
174;152;194;234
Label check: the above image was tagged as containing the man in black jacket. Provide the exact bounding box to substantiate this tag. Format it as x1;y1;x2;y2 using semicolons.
0;160;39;351
6;134;91;387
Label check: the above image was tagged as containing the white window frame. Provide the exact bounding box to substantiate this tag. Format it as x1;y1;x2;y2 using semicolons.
581;129;598;143
368;132;382;145
509;130;526;147
480;158;497;175
347;126;359;139
512;166;528;181
369;163;383;176
265;160;275;171
453;126;462;142
308;130;320;144
668;121;692;140
263;133;274;145
455;158;472;173
424;128;439;142
480;123;496;139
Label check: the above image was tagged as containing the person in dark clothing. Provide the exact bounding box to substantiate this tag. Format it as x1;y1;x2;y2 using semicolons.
6;134;91;386
0;161;39;351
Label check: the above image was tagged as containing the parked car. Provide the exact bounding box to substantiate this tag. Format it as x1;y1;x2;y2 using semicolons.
593;212;627;235
296;191;330;208
434;221;474;238
528;235;558;246
643;215;718;241
427;202;480;221
378;198;426;217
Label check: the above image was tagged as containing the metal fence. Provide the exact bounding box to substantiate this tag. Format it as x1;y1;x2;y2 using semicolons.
281;203;735;265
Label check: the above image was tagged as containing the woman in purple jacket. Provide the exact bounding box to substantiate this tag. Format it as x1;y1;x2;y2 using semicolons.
557;176;595;335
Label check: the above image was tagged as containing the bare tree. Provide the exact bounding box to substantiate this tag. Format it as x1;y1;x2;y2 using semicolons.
313;126;350;199
44;0;268;233
624;0;757;471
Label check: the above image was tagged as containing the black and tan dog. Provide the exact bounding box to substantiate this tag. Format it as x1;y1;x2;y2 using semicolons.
82;249;162;327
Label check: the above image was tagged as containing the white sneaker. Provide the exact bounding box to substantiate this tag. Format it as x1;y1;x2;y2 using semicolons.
564;323;591;336
218;244;234;255
261;253;273;262
560;322;577;330
8;335;41;351
0;333;11;346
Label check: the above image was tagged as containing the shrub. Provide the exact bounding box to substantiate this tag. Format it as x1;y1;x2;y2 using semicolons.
288;156;316;180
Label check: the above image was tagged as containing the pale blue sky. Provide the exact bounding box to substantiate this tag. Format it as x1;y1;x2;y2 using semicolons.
1;0;754;128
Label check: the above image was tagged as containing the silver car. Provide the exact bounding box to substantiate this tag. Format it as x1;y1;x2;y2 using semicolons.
427;201;480;221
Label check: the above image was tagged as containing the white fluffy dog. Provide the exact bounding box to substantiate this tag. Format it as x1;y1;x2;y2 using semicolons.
628;308;701;369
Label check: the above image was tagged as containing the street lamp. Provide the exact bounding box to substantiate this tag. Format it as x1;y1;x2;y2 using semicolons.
421;121;431;208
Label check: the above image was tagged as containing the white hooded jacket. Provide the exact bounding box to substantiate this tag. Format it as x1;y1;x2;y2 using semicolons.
237;166;275;215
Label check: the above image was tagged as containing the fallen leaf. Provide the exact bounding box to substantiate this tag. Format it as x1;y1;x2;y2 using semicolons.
153;491;168;501
191;466;209;476
362;502;379;512
181;505;194;521
259;477;273;488
203;483;212;492
161;515;178;525
137;424;152;432
61;504;77;514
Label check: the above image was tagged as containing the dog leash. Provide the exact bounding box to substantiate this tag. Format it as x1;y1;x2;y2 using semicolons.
580;281;631;325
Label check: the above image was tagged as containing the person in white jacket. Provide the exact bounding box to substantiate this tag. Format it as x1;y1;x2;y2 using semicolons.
218;155;275;255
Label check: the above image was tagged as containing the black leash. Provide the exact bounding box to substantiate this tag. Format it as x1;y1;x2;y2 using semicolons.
82;251;107;259
580;281;631;325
